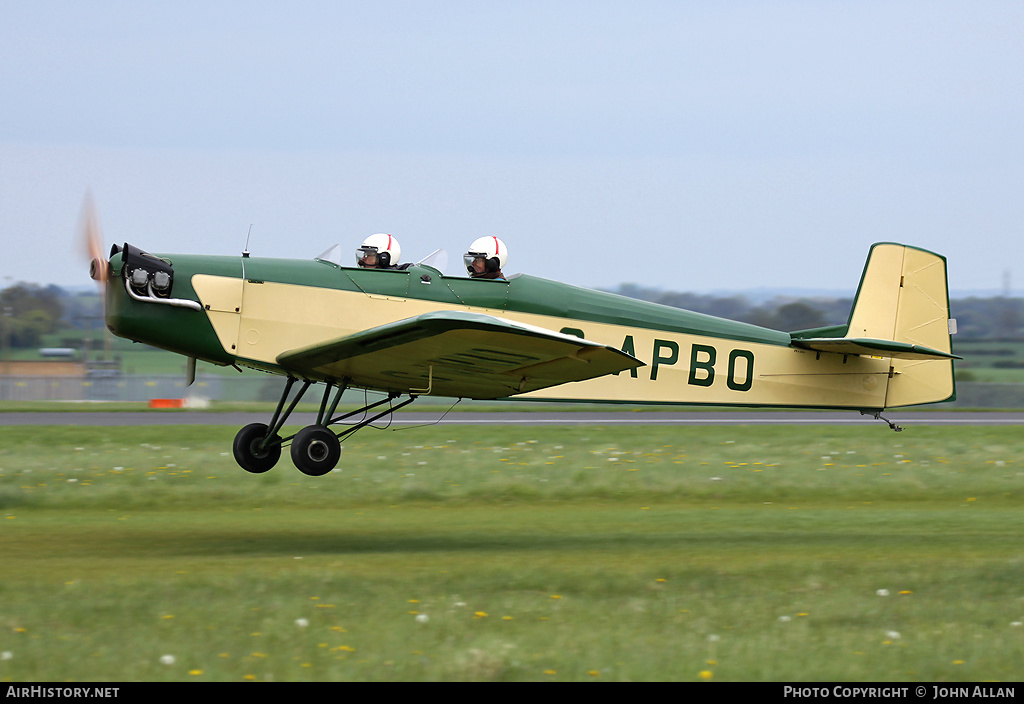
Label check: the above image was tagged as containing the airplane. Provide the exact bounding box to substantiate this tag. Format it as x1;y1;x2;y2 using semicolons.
81;200;959;477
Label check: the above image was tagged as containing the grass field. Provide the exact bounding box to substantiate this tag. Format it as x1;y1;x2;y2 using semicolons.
952;340;1024;383
0;423;1022;682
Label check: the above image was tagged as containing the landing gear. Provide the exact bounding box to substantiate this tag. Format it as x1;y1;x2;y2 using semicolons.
861;410;904;432
291;425;341;476
232;422;282;473
230;376;418;475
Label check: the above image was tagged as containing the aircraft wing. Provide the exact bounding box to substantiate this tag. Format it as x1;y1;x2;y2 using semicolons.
791;337;961;361
277;310;645;399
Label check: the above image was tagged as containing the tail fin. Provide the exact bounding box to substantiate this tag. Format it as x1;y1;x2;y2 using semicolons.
790;243;958;408
847;243;957;408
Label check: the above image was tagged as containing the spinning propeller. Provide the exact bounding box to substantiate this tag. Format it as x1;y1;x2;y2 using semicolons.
80;192;110;288
77;192;115;370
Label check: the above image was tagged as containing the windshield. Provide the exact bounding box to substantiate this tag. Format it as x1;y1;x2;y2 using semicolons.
315;244;344;266
418;249;448;273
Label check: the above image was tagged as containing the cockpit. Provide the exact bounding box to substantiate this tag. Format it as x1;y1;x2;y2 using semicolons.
315;245;449;274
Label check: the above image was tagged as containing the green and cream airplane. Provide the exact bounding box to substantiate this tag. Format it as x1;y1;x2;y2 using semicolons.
83;205;958;477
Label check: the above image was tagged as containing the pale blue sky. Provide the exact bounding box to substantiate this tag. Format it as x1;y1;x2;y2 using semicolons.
2;1;1021;295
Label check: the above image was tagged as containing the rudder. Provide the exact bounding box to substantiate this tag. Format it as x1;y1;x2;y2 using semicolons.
848;243;957;408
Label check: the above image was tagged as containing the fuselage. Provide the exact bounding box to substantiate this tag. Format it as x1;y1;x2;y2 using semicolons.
105;248;897;410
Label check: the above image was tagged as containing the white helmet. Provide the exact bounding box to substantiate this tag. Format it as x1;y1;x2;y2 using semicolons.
464;236;507;276
356;233;401;268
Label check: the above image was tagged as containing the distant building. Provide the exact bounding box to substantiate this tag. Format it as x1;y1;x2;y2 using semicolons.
0;360;85;376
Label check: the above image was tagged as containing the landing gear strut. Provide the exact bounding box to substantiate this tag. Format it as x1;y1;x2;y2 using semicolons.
232;377;417;476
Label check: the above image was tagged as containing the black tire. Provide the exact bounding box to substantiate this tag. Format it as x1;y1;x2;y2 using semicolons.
291;425;341;477
232;423;282;474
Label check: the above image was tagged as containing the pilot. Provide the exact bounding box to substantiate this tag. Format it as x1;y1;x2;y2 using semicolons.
464;236;507;280
356;233;401;269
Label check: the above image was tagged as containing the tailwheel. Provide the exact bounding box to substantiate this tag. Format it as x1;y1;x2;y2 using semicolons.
233;423;283;473
291;425;342;476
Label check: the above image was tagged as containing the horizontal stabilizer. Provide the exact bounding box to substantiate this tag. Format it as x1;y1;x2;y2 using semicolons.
277;310;644;399
791;337;961;361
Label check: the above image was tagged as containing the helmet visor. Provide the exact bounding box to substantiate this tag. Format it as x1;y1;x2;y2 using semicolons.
356;246;379;267
464;252;489;274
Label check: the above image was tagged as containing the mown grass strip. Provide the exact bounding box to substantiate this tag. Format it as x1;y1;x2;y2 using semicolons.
1;424;1022;681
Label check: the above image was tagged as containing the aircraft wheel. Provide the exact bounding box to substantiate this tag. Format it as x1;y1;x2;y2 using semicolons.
291;425;341;477
233;423;282;474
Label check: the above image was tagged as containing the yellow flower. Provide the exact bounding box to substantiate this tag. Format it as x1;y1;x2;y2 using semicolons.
699;670;714;680
474;611;488;619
